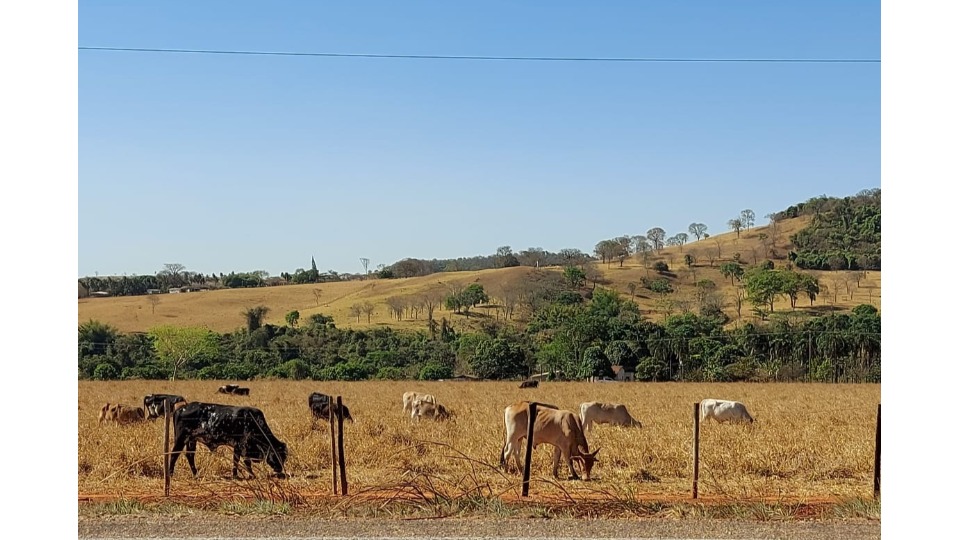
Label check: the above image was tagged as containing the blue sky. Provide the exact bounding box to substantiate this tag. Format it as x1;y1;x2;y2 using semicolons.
79;1;879;278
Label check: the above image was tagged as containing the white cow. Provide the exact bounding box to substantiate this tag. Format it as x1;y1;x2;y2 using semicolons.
579;401;642;432
402;392;436;415
699;399;754;424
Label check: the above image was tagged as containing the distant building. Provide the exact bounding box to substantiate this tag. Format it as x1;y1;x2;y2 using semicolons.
146;289;162;295
611;365;636;382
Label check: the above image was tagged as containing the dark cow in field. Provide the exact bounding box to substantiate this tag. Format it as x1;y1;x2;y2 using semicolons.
519;380;539;389
143;394;187;419
308;392;354;423
168;402;288;479
217;384;250;396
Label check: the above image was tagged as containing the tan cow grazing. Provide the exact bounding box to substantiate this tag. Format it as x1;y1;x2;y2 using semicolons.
402;392;436;415
500;401;600;481
579;401;642;432
700;398;754;424
99;403;146;425
411;398;451;422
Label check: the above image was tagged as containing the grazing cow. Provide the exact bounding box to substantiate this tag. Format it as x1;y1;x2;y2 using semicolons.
700;398;754;424
411;398;451;422
308;392;354;423
518;380;539;389
500;401;600;481
579;401;642;432
402;392;436;415
143;394;187;419
98;403;146;425
217;384;250;396
168;402;288;479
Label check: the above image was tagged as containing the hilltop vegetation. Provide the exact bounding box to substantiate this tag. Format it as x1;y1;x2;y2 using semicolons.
78;191;880;384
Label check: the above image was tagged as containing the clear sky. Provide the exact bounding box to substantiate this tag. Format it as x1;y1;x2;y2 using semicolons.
79;1;879;278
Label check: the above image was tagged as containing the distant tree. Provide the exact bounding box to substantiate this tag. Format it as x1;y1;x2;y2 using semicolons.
362;301;375;323
349;303;363;323
646;228;666;252
147;295;160;314
653;261;669;274
313;288;322;307
614;236;632;267
242;305;270;333
470;338;527;379
740;209;756;229
728;218;744;238
285;310;300;327
149;325;218;380
684;254;694;269
675;233;688;250
495;246;518;268
719;262;744;285
563;265;586;288
649;278;673;298
626;281;639;298
311;256;318;272
688;223;708;241
461;283;489;313
799;274;821;305
386;297;405;320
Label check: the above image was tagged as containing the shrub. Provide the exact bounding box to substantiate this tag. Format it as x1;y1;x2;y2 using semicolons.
653;261;669;273
93;363;120;380
375;367;407;380
418;361;453;381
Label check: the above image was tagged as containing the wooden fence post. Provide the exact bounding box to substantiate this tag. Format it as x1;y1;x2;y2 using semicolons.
337;396;348;496
329;400;338;495
693;402;701;499
522;402;539;497
874;403;881;498
163;400;171;497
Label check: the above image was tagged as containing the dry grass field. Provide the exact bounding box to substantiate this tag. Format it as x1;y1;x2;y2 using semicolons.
77;215;881;335
80;380;880;508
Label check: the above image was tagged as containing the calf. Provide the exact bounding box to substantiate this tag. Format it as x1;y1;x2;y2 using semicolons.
402;391;436;415
98;403;146;425
168;402;288;479
500;401;600;480
411;398;451;422
579;401;642;432
700;398;754;424
143;394;187;419
308;392;354;423
518;380;539;389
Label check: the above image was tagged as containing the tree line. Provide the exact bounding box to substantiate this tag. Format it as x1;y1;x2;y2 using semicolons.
79;265;879;384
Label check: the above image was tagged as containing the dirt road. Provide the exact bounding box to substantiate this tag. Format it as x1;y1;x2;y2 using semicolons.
78;516;880;540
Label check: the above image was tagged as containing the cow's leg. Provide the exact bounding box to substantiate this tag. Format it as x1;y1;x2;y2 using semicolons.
168;433;189;476
231;447;245;479
244;457;255;478
184;440;199;477
565;450;581;481
550;446;562;478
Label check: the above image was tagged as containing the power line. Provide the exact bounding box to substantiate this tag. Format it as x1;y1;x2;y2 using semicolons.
78;46;880;64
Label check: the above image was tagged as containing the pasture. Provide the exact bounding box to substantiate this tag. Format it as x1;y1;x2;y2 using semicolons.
80;380;880;505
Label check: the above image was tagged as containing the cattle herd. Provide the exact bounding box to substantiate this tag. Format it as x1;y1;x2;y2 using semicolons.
96;384;755;481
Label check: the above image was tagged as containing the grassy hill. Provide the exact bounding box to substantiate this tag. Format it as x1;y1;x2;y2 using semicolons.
78;215;880;335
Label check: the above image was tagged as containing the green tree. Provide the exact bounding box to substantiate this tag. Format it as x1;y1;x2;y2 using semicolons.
470;337;527;379
719;262;744;285
646;227;666;252
688;223;708;241
649;278;673;298
242;305;270;332
285;310;300;327
563;265;586;288
149;325;219;380
579;346;614;379
743;267;784;314
799;274;821;305
604;340;637;371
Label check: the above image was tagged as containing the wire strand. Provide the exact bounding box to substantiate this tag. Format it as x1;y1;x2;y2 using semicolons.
78;46;880;64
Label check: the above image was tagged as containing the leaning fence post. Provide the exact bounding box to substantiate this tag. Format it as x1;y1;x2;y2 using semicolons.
874;403;881;498
163;400;171;497
329;400;338;495
336;396;348;496
693;402;701;499
522;402;539;497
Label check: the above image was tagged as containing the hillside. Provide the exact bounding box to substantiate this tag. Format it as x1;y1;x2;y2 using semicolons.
78;215;880;334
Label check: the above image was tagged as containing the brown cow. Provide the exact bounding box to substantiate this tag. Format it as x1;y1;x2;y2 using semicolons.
500;401;600;480
518;380;539;389
99;403;146;425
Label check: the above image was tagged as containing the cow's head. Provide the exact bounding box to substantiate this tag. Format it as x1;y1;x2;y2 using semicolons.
574;447;601;481
265;440;288;478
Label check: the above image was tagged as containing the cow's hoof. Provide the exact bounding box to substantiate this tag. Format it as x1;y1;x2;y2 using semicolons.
567;475;581;481
272;472;288;479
